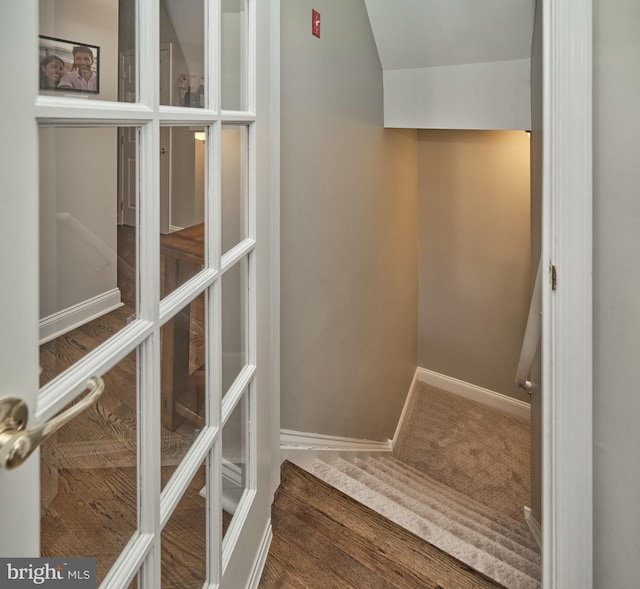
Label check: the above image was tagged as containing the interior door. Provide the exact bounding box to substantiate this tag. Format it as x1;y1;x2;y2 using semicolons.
0;0;40;559
158;47;171;234
0;2;278;589
120;46;171;232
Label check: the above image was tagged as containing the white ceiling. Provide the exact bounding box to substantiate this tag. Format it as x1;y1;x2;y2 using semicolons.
364;0;536;70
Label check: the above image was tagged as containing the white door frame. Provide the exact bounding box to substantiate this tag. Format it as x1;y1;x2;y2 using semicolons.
542;0;593;587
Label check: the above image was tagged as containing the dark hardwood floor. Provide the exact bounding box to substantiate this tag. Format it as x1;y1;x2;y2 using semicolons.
259;461;504;589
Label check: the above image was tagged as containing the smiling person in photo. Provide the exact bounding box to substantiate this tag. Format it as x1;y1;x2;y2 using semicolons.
39;55;65;89
58;45;97;91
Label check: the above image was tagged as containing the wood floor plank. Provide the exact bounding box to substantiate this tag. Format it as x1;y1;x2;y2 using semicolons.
276;483;450;589
259;552;309;589
259;461;503;589
270;504;398;589
265;527;360;589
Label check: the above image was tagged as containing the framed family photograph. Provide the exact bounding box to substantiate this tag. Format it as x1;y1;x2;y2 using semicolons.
39;35;100;94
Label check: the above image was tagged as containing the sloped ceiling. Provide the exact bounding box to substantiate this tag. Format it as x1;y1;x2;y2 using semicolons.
364;0;535;70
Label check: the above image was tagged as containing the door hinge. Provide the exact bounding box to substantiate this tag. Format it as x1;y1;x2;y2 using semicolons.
550;264;557;291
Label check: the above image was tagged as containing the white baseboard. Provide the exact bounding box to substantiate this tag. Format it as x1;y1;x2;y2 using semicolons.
392;368;420;448
417;367;531;419
39;288;123;345
281;429;392;452
280;429;392;472
524;506;542;550
280;368;528;476
246;520;273;589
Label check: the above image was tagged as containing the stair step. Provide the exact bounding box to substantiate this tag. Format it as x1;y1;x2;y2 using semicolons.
311;458;541;589
333;458;540;580
372;457;539;551
264;461;505;588
382;457;532;533
351;457;540;565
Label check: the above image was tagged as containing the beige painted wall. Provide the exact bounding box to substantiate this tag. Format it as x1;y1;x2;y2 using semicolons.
39;0;119;319
221;0;245;110
169;127;200;229
281;0;418;440
417;130;531;402
593;0;640;585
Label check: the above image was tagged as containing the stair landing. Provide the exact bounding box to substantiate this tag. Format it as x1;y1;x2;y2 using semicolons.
259;460;505;589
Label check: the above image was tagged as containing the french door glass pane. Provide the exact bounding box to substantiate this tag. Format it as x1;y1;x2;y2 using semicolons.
221;258;248;397
39;126;138;387
161;462;207;588
221;0;248;111
160;127;207;298
38;0;137;102
221;125;249;255
160;0;205;108
222;391;249;543
41;354;138;585
160;294;207;488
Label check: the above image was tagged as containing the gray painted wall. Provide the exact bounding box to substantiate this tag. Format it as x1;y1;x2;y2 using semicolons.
593;0;640;585
280;0;418;440
417;130;531;402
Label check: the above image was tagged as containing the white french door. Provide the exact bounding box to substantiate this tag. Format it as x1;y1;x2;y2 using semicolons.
0;1;278;588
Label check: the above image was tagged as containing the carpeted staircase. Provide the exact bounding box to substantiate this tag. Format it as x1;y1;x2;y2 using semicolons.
310;455;541;589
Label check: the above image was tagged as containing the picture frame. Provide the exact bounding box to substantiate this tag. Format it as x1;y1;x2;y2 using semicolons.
39;35;100;94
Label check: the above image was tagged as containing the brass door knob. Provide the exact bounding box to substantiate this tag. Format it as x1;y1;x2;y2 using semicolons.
0;377;104;469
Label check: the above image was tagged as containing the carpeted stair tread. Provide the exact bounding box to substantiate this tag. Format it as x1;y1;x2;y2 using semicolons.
393;382;531;524
373;457;532;537
381;456;528;525
351;457;540;564
311;459;540;589
334;458;540;580
373;456;538;551
370;457;537;552
380;456;535;543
